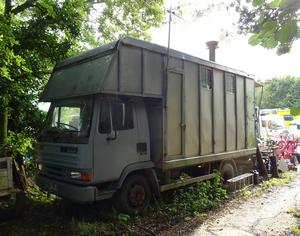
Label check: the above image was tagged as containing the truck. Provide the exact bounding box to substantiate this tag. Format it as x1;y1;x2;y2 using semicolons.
36;37;259;213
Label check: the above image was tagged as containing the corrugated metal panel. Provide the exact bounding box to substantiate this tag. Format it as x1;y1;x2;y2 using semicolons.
236;76;246;149
120;46;142;93
213;70;225;153
246;78;256;148
167;72;182;156
185;61;199;156
143;50;163;95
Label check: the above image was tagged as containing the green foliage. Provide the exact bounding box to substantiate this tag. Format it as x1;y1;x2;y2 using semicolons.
116;213;131;222
0;0;164;156
290;208;300;235
97;0;165;43
3;131;38;176
260;172;295;190
26;186;56;204
4;131;34;157
241;187;251;200
169;174;228;217
292;225;300;236
261;76;300;109
70;220;115;236
234;0;300;54
290;107;300;117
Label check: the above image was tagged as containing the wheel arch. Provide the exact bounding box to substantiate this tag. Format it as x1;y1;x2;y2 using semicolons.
219;159;238;181
117;161;160;198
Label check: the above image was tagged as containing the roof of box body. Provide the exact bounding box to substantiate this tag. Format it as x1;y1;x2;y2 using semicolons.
55;37;253;78
40;37;255;102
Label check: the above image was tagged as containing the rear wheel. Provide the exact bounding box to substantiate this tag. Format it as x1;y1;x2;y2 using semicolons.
114;174;151;214
219;160;237;183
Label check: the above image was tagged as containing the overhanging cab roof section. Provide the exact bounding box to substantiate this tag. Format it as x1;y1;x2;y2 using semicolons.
39;37;255;102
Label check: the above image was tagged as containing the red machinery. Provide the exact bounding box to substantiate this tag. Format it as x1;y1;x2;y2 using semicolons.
276;135;298;169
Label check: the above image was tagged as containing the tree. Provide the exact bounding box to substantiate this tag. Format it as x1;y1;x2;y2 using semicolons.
0;0;164;145
261;76;300;108
234;0;300;55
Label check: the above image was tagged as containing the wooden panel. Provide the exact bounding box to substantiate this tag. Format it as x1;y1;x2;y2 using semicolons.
213;70;225;153
236;76;245;149
0;157;12;191
120;46;142;93
167;72;182;156
185;62;199;156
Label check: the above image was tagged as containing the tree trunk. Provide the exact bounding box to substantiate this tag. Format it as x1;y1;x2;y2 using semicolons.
0;97;9;145
5;0;12;16
1;0;11;145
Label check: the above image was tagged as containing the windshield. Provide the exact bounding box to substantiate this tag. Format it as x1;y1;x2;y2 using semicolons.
40;96;93;143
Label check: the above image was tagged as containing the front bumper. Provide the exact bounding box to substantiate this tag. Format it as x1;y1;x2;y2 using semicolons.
36;174;96;203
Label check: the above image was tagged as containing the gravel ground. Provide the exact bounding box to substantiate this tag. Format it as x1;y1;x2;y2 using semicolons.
192;171;300;236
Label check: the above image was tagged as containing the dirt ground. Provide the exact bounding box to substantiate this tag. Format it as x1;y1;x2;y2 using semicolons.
192;172;300;236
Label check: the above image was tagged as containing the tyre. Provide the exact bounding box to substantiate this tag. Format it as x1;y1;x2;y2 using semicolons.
114;174;151;214
219;160;237;183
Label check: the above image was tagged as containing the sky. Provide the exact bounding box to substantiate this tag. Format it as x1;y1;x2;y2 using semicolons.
150;0;300;81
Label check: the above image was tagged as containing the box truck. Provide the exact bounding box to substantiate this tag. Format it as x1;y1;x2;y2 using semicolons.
36;38;258;213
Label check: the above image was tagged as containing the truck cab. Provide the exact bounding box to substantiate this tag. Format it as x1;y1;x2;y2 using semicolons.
36;94;154;207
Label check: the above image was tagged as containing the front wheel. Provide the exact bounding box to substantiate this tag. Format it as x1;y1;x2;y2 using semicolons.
114;174;151;214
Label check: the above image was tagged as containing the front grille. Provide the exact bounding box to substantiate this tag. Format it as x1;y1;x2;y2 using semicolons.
42;165;67;179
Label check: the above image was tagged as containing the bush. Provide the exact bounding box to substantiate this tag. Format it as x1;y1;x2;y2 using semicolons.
3;131;38;177
169;174;228;217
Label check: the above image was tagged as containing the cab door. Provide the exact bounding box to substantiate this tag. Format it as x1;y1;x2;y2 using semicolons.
93;97;140;183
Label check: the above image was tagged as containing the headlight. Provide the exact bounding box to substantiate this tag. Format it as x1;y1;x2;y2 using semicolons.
38;164;43;171
70;171;92;182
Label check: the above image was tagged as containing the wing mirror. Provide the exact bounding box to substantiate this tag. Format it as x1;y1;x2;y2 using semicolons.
106;102;125;141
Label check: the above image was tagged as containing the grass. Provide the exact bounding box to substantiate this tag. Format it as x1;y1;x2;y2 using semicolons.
289;208;300;235
2;174;228;235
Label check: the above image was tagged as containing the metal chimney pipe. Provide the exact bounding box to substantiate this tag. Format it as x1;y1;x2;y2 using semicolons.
206;41;219;62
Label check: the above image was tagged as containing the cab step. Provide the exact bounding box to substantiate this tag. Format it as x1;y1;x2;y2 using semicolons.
227;173;254;192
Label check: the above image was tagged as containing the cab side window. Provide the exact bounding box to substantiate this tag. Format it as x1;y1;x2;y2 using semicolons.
112;102;134;130
98;100;134;133
99;100;111;133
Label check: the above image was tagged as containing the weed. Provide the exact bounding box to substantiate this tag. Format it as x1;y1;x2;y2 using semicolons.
25;186;56;204
290;209;300;235
292;225;300;236
241;187;251;200
260;172;296;190
169;174;228;217
70;219;115;236
194;212;207;221
117;213;131;222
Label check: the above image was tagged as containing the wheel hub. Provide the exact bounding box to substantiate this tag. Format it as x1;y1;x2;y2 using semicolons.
128;184;145;207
